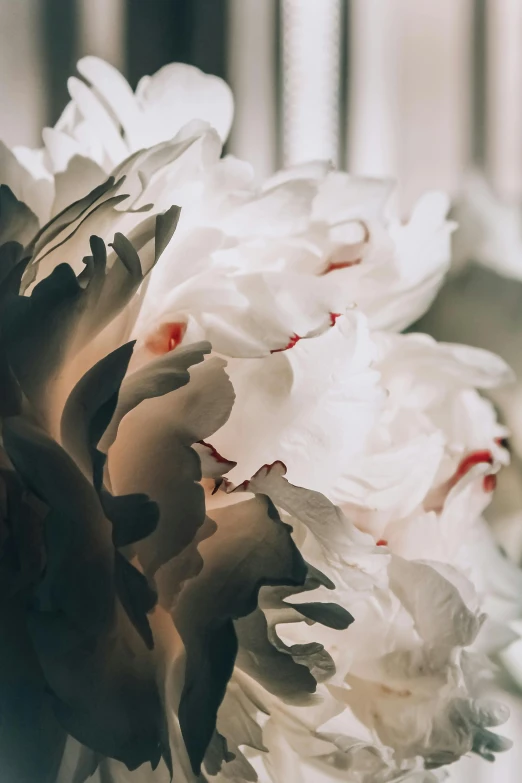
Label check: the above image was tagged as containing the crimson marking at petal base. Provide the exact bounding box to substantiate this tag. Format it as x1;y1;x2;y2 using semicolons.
329;313;341;326
145;321;187;354
453;450;493;482
376;539;388;547
450;449;496;494
271;334;301;354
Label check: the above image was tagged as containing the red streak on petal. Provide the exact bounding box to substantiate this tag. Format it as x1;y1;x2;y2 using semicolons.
146;321;187;355
453;450;493;484
252;460;288;477
483;474;497;493
321;258;362;276
329;312;341;326
376;539;388;547
198;440;234;466
427;449;497;513
231;461;289;493
271;334;302;354
446;449;497;495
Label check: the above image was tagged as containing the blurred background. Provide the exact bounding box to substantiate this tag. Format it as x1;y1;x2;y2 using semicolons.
2;1;522;781
0;0;497;209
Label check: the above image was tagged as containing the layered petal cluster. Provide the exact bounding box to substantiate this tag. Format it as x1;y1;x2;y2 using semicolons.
416;173;522;711
0;58;516;783
0;158;348;783
6;57;453;360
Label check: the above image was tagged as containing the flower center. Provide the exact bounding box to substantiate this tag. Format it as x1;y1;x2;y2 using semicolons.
145;321;187;354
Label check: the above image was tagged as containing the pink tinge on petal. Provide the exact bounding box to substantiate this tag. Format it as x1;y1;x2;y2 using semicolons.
321;258;362;276
145;321;187;354
270;334;302;354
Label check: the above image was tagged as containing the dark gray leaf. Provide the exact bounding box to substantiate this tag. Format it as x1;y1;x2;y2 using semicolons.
28;176;120;264
174;495;307;774
0;596;67;783
235;608;318;704
108;356;233;583
2;417;167;770
155;205;181;263
1;234;144;417
289;601;354;630
101;492;159;549
60;341;136;480
114;551;157;650
0;185;39;247
100;341;210;453
0;241;24;288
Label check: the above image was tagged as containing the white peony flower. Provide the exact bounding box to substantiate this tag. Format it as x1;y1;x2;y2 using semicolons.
19;56;234;175
0;57;515;783
1;57;454;358
221;464;512;783
416;173;522;732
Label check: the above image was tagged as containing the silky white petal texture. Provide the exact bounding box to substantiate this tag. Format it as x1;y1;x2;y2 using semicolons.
228;465;511;783
418;175;522;568
384;465;493;564
57;57;233;170
209;322;510;533
130;163;454;354
210;312;384;495
328;335;510;557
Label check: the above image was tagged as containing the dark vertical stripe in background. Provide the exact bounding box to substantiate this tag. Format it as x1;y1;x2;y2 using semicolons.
40;0;228;129
126;0;227;87
126;0;192;85
41;0;78;124
189;0;227;79
339;0;349;170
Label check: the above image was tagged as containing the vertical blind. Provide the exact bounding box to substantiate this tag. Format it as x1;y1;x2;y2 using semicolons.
3;0;520;208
